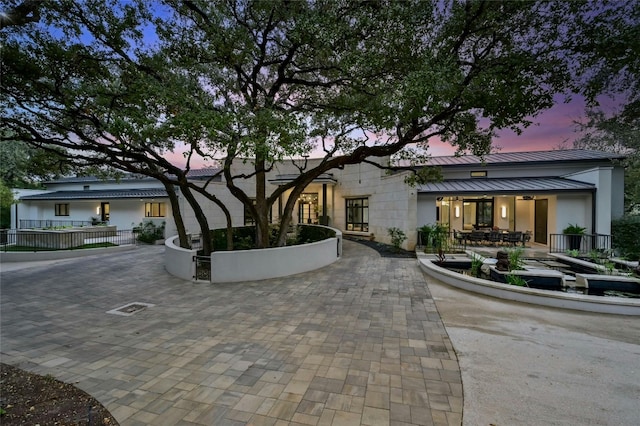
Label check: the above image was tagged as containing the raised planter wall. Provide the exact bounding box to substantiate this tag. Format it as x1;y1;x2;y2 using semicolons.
16;230;85;249
575;274;640;292
418;254;640;316
15;226;118;249
165;236;198;281
210;228;342;283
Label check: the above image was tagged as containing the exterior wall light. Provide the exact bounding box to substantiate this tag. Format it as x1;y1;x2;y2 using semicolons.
501;205;507;218
455;206;460;218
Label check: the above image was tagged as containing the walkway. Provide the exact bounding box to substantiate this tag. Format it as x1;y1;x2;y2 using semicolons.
0;240;462;426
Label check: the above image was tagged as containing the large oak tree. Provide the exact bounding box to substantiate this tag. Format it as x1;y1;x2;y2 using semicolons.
2;0;633;250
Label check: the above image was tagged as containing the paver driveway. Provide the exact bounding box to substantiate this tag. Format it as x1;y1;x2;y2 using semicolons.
0;240;461;426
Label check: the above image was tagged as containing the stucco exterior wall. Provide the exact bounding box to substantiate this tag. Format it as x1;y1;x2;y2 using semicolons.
555;194;592;234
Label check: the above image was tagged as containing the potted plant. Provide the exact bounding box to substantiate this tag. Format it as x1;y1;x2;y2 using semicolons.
563;223;586;251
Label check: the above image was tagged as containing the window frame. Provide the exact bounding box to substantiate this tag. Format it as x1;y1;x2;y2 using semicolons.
145;202;166;218
345;197;369;232
55;203;70;216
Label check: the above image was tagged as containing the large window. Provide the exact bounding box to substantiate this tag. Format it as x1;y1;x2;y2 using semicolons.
346;197;369;232
145;202;166;217
55;203;69;216
463;198;494;229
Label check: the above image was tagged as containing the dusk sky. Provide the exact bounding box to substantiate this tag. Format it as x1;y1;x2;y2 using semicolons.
170;92;616;168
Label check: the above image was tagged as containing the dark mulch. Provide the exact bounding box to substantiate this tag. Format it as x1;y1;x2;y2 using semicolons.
0;363;119;426
345;236;417;258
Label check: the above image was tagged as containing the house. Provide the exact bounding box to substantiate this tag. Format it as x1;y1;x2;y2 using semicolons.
13;149;625;250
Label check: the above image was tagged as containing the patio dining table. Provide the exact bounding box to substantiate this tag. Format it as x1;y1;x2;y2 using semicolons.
459;230;528;246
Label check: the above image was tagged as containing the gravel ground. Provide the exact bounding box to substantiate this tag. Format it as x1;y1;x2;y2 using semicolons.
0;363;118;425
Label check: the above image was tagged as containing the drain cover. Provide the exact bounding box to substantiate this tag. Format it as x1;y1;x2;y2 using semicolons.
107;302;154;316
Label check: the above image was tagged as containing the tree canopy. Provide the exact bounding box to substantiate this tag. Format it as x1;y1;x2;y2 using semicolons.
2;0;636;249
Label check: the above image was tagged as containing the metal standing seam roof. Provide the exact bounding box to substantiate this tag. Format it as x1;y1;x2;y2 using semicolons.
269;173;337;185
44;168;222;184
418;177;595;194
19;188;169;201
422;149;625;167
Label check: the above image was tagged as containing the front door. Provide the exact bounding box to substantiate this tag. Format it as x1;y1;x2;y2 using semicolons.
101;202;110;222
298;193;318;224
534;199;548;244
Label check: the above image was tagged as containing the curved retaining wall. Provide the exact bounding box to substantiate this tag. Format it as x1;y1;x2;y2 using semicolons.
165;236;198;281
418;255;640;316
164;226;342;283
210;228;342;283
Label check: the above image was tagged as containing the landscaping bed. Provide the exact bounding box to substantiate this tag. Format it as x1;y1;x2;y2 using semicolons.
0;363;118;425
345;236;417;258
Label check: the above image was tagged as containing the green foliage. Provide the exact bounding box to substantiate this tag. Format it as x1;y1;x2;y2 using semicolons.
0;180;15;229
420;223;449;254
387;227;408;252
0;139;71;188
565;249;580;257
470;256;483;277
134;221;165;244
212;226;256;251
612;215;640;261
212;225;335;251
506;274;529;287
563;224;586;235
297;225;336;244
507;247;525;271
3;1;636;249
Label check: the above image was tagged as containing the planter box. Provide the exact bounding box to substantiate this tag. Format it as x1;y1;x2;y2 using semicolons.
16;230;85;249
74;225;117;236
489;266;564;290
575;274;640;293
14;226;117;249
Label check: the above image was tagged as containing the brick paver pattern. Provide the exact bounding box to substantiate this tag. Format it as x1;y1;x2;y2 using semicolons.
0;241;462;425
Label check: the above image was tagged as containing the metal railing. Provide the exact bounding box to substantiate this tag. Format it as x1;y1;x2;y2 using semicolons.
19;219;93;229
417;230;467;252
0;229;136;252
548;233;612;255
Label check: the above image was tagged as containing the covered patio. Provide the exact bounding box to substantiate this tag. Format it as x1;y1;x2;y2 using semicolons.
417;176;596;247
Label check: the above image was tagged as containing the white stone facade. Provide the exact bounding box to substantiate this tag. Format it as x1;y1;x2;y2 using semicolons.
13;149;625;250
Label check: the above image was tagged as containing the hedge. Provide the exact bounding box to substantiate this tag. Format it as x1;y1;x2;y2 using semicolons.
612;215;640;261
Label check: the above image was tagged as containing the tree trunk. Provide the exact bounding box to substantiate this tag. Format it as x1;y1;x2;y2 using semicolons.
191;187;234;251
254;156;271;248
179;184;212;254
276;177;314;246
164;182;189;248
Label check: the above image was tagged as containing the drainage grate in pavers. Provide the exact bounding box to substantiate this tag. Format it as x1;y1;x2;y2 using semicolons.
106;302;154;316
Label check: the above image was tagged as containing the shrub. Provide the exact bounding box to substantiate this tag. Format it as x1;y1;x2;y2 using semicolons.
211;224;335;251
387;227;407;252
506;274;529;287
420;223;449;253
470;255;483;277
134;220;165;244
211;226;256;251
507;247;524;271
562;223;586;234
612;215;640;261
297;225;335;244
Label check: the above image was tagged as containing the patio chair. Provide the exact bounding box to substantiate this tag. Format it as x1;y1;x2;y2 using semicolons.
486;230;502;246
454;230;467;246
468;230;485;245
504;231;523;246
